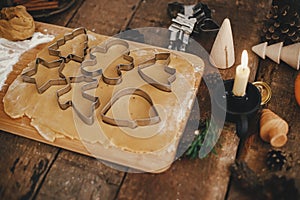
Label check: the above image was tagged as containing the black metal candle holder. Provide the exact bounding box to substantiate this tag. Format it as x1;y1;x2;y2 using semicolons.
213;79;261;139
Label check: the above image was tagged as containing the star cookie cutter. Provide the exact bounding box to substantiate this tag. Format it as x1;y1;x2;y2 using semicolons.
138;52;176;92
48;27;88;63
56;76;100;125
80;39;131;80
101;88;161;129
21;57;67;94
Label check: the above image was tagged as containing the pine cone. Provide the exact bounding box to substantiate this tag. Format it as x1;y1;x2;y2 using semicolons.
266;149;287;171
262;0;300;45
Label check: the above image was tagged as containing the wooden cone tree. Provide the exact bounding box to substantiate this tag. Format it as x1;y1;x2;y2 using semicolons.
251;42;267;59
252;42;300;70
280;43;300;70
210;18;235;69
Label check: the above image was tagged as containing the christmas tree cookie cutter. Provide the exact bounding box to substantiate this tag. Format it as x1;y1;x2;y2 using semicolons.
80;39;133;84
101;88;161;129
21;57;67;94
48;27;88;63
138;52;176;92
56;76;100;125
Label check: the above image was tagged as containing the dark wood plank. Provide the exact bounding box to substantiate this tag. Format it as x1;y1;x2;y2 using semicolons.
0;24;71;200
66;0;142;36
117;126;239;200
198;0;272;81
0;2;85;199
128;0;196;28
0;0;276;199
227;60;300;199
0;132;59;199
35;151;124;200
37;0;85;27
129;0;272;81
117;0;272;199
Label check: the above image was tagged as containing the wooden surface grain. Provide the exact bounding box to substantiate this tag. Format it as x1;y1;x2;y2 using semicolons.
0;23;69;200
36;151;124;200
67;0;141;35
116;1;272;199
227;60;300;199
0;132;59;199
1;0;299;199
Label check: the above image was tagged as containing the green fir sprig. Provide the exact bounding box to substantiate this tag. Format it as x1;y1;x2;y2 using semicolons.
185;118;220;159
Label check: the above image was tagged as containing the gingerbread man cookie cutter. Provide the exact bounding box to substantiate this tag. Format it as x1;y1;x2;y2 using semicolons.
102;53;134;85
80;39;132;84
56;76;100;125
101;88;161;129
48;27;88;63
21;57;67;94
137;52;176;92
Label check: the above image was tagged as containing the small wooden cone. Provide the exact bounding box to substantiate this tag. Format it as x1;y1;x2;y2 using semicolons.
252;42;267;59
265;42;283;64
280;43;300;70
295;73;300;106
209;18;235;69
260;109;289;147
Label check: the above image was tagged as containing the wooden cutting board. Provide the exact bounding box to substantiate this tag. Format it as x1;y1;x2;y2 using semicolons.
0;22;204;172
0;23;91;155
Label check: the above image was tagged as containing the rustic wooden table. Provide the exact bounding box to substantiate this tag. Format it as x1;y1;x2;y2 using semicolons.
1;0;299;199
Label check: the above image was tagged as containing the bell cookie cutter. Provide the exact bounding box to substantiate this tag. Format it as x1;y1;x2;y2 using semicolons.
48;27;88;63
22;57;67;94
81;39;133;84
101;88;161;129
56;76;100;125
138;52;176;92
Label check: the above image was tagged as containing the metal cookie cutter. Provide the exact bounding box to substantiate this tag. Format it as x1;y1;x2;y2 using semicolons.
102;53;134;85
48;27;88;63
192;2;219;33
168;13;196;51
101;88;161;129
197;18;219;32
56;76;100;125
80;39;132;82
22;57;67;94
138;52;176;92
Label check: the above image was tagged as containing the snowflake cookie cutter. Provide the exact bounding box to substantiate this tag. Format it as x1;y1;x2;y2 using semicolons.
48;27;88;63
21;57;67;94
137;52;176;92
56;76;100;125
80;39;132;83
101;88;161;129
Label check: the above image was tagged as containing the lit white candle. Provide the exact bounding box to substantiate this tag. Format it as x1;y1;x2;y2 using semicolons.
232;50;250;96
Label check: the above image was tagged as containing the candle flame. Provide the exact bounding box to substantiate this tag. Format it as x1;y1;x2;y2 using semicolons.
241;50;248;68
